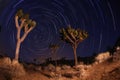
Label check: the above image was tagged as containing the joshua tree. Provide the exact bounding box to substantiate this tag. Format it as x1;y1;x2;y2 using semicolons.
49;43;59;67
14;9;36;61
60;25;88;66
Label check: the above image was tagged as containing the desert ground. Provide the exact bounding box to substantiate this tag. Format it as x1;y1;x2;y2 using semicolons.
0;50;120;80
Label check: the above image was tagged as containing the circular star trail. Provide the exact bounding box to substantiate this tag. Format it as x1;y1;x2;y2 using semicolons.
0;0;120;61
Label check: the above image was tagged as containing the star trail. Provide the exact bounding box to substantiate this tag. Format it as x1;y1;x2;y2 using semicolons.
0;0;120;62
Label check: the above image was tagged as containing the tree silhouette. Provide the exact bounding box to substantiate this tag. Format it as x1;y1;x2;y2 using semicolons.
59;25;88;66
49;43;59;67
14;9;36;61
114;37;120;47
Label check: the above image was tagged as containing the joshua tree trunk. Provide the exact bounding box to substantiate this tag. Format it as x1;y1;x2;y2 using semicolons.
73;44;78;67
14;31;29;61
14;24;21;61
15;40;21;61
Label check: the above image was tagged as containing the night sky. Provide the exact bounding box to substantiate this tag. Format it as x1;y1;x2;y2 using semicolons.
0;0;120;62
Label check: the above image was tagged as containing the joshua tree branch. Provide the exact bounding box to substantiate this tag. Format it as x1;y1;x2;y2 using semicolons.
20;33;28;42
24;24;28;33
27;26;34;33
66;34;74;44
76;39;82;45
20;26;34;42
17;29;21;40
15;16;19;28
70;33;76;41
20;19;26;29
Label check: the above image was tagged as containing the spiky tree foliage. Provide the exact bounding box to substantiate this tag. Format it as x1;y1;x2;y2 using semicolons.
49;44;59;67
60;25;88;66
14;9;36;61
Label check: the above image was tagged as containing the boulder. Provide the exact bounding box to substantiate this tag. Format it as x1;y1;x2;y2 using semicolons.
95;52;110;63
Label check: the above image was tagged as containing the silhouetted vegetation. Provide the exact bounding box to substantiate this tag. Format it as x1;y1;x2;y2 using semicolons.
107;46;115;56
41;55;96;66
108;37;120;55
78;56;96;65
114;37;120;47
49;43;59;67
42;57;74;66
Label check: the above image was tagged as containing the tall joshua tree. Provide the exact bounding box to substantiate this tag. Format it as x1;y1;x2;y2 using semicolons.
60;25;88;66
14;9;36;61
49;43;59;67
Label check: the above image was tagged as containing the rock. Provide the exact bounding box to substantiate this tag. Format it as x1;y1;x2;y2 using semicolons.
116;46;120;51
50;72;56;77
94;61;98;65
95;52;110;63
61;65;71;70
0;57;11;68
113;51;120;61
62;72;73;78
75;64;84;70
84;65;92;70
0;57;11;64
56;66;61;72
45;64;55;72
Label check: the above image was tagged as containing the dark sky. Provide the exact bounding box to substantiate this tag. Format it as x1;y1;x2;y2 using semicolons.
0;0;120;62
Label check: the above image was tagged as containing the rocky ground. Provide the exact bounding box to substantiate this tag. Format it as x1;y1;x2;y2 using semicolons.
0;50;120;80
